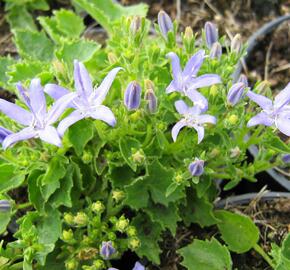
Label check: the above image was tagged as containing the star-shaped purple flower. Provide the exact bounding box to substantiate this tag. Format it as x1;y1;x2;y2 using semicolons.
0;79;76;149
166;50;221;102
247;83;290;136
44;60;122;136
172;100;216;144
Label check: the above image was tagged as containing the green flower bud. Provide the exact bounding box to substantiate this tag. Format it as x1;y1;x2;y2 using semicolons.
82;151;93;164
93;260;105;270
132;149;145;164
65;259;78;270
112;190;125;202
230;147;241;158
116;216;129;232
109;216;118;224
126;226;137;237
77;247;98;261
174;173;183;184
107;232;117;241
209;148;220;158
64;213;74;225
227;114;239;125
184;26;193;40
91;201;105;214
129;237;141;250
108;53;118;64
209;85;218;96
74;212;88;227
62;229;74;242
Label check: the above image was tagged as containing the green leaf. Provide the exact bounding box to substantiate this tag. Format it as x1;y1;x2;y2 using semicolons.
215;210;259;253
0;57;15;87
68;120;95;156
178;238;232;270
6;6;36;30
38;16;62;43
13;29;54;61
0;197;12;234
28;170;45;212
73;0;148;33
132;213;162;265
56;39;100;68
145;202;181;235
125;177;149;209
119;137;141;171
265;135;290;153
0;164;25;193
109;165;135;188
54;9;85;38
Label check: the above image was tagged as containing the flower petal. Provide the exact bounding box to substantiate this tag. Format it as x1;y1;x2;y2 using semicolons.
38;126;62;147
16;83;31;108
166;80;180;94
247;112;274;127
0;127;12;143
132;262;145;270
2;127;36;149
274;83;290;110
198;114;216;125
186;89;208;112
192;124;205;144
246;91;273;110
44;84;70;100
29;78;46;117
171;120;187;142
74;60;93;97
174;100;189;115
183;50;205;77
89;105;116;127
276;114;290;136
167;52;182;81
57;110;85;137
0;99;33;126
46;93;77;125
189;74;221;89
94;67;122;104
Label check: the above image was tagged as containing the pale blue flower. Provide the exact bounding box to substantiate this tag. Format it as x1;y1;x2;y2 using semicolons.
205;21;218;48
189;159;205;176
100;241;116;259
158;10;173;39
124;81;141;110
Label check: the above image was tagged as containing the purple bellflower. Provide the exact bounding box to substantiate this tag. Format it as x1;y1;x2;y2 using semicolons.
0;127;12;143
247;83;290;136
188;159;205;176
108;261;145;270
227;82;246;106
100;241;116;259
209;42;222;59
166;51;221;104
158;10;173;39
204;22;218;48
172;100;216;144
44;60;122;136
237;74;249;88
0;79;76;149
124;81;141;110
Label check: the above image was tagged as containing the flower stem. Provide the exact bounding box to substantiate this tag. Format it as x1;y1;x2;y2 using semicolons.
16;202;32;210
253;243;275;269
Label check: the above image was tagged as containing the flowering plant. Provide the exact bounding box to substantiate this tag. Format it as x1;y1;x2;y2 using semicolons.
0;1;289;269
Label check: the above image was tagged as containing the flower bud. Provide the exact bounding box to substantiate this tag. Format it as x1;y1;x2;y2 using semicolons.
282;154;290;164
144;88;157;113
209;85;218;96
116;216;129;232
93;260;105;270
78;247;98;260
209;148;220;158
62;229;74;242
255;80;270;94
188;159;204;176
0;200;11;212
157;10;173;39
230;147;241;158
237;74;248;88
184;26;193;40
227;82;245;106
129;238;141;250
130;16;142;35
227;114;239;125
74;212;88;226
231;34;242;53
82;151;93;164
124;81;141;110
65;259;78;270
64;213;74;225
0;127;12;144
209;42;222;59
100;241;116;259
112;190;125;202
132;149;145;164
108;232;117;241
205;21;218;48
174;173;183;184
126;226;137;237
108;53;118;64
91;201;105;214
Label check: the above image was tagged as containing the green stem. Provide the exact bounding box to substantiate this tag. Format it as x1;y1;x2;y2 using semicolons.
253;243;275;269
16;202;32;210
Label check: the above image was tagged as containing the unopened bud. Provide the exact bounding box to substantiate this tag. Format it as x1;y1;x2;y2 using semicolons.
100;241;116;259
184;26;193;40
144;88;157;113
237;74;248;88
108;53;118;64
230;146;241;158
209;42;222;59
126;226;137;237
209;148;220;158
255;80;270;94
209;85;218;96
78;247;98;260
129;238;141;250
74;212;88;226
91;201;105;214
188;159;204;176
282;154;290;164
64;213;74;225
174;173;183;184
132;149;145;164
116;216;129;232
82;151;93;164
231;34;242;53
228;114;239;125
53;60;65;75
157;10;173;39
130;16;142;35
227;82;245;106
65;259;78;270
124;81;141;110
62;229;74;242
0;200;11;212
205;21;218;48
93;260;105;269
112;190;125;202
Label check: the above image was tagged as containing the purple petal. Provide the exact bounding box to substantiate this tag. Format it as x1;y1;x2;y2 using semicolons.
57;110;85;137
2;127;36;149
188;159;204;176
282;154;290;163
94;67;122;104
29;78;46;117
132;262;145;270
124;81;141;110
166;80;180;94
274;83;290;110
0;127;12;143
186;89;208;112
188;105;202;116
276;114;290;136
167;52;182;81
46;93;77;125
158;10;173;38
247;112;274;127
192;124;205;144
247;91;273;110
89;105;116;127
74;60;93;97
209;42;222;59
38;126;62;147
44;84;70;100
0;99;33;126
16;83;31;108
174;100;189;115
189;74;221;90
198;114;216;125
227;82;245;106
205;22;218;48
237;74;248;88
183;50;205;77
171;120;187;142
